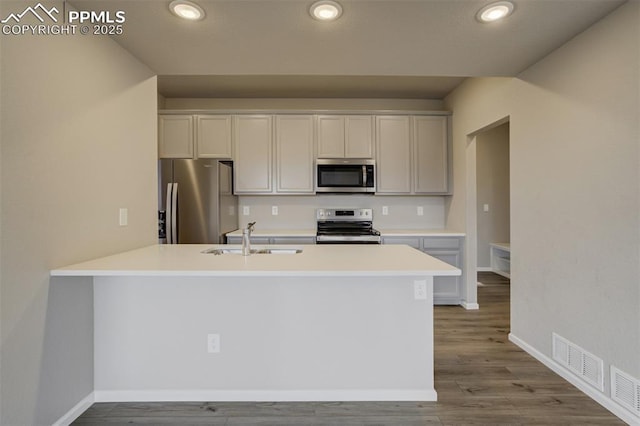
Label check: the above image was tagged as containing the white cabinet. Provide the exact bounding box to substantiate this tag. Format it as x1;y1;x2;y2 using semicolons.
376;115;450;195
158;115;194;158
233;115;273;194
196;115;232;158
159;114;232;159
276;115;315;193
413;116;449;194
375;115;412;193
317;115;373;159
382;235;464;305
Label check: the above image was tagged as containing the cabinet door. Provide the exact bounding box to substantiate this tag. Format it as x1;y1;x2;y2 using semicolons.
158;115;193;158
197;115;232;158
233;115;273;193
317;115;345;158
345;116;374;158
376;116;411;194
276;115;315;193
413;116;449;193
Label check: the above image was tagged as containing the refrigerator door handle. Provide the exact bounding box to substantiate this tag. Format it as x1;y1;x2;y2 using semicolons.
171;183;178;244
165;183;174;244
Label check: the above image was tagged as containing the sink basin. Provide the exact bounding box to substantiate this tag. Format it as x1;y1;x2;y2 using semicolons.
202;248;303;255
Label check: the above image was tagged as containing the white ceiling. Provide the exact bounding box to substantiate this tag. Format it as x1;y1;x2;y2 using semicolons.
75;0;627;99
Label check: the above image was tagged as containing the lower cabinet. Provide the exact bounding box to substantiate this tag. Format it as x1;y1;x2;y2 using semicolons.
382;236;464;305
226;236;316;245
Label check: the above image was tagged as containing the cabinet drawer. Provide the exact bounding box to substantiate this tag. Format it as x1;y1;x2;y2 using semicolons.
271;237;316;245
422;237;460;250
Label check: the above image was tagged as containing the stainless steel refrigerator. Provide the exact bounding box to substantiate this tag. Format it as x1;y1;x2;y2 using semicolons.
159;159;238;244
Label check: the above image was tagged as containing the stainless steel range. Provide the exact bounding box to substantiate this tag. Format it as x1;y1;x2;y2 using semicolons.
316;208;381;244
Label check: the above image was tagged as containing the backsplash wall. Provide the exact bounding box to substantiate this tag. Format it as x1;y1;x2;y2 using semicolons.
238;195;446;230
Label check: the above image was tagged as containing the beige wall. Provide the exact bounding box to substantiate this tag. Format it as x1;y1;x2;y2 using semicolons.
476;123;510;267
445;0;639;399
0;30;157;426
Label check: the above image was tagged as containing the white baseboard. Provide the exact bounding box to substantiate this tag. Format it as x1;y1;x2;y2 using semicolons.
461;301;480;310
52;392;95;426
477;267;492;272
509;333;640;426
94;389;438;403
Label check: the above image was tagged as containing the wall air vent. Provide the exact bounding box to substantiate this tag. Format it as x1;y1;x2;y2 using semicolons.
611;366;640;418
552;333;604;392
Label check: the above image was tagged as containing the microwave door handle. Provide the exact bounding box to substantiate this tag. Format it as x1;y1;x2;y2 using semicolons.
362;165;367;187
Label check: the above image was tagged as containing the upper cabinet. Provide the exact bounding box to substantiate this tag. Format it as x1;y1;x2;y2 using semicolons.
158;115;194;158
158;114;232;159
376;115;412;194
376;115;450;195
276;115;315;194
317;115;373;159
159;111;450;196
413;116;449;194
233;115;273;194
196;115;232;158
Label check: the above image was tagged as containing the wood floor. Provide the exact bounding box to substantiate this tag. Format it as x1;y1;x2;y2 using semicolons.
73;273;624;425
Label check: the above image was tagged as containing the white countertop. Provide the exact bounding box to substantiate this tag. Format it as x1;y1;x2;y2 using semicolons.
226;229;465;238
51;244;461;278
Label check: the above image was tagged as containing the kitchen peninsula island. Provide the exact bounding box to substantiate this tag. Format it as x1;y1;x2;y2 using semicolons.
52;244;460;403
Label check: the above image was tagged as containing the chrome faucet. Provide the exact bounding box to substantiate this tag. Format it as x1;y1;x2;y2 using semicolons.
242;222;256;256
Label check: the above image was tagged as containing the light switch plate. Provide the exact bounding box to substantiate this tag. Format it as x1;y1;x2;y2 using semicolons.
382;206;389;216
417;206;424;216
483;204;490;212
119;208;128;226
272;206;278;216
243;206;250;216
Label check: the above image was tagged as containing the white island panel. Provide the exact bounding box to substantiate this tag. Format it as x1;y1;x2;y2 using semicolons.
94;274;436;402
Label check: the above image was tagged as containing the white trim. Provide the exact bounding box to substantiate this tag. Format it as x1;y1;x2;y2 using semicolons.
52;392;95;426
94;389;438;403
509;333;640;426
461;301;480;310
476;266;492;272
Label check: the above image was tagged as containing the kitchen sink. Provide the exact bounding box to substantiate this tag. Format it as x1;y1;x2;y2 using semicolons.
202;248;303;255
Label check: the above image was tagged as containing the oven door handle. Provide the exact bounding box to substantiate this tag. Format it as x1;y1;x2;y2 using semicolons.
316;235;381;243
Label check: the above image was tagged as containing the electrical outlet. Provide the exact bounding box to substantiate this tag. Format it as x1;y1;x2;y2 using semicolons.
382;206;389;216
243;206;250;216
272;206;278;216
417;206;424;216
414;280;427;300
119;208;128;226
483;204;490;212
207;334;220;353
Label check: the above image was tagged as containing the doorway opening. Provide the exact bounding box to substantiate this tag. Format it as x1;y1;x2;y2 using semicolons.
476;122;510;281
465;117;511;310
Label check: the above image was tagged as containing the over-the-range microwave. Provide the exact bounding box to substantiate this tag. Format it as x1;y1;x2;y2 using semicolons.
315;159;376;194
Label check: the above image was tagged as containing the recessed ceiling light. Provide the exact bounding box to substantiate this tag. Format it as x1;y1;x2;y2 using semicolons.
169;0;205;21
476;1;514;23
309;0;343;21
